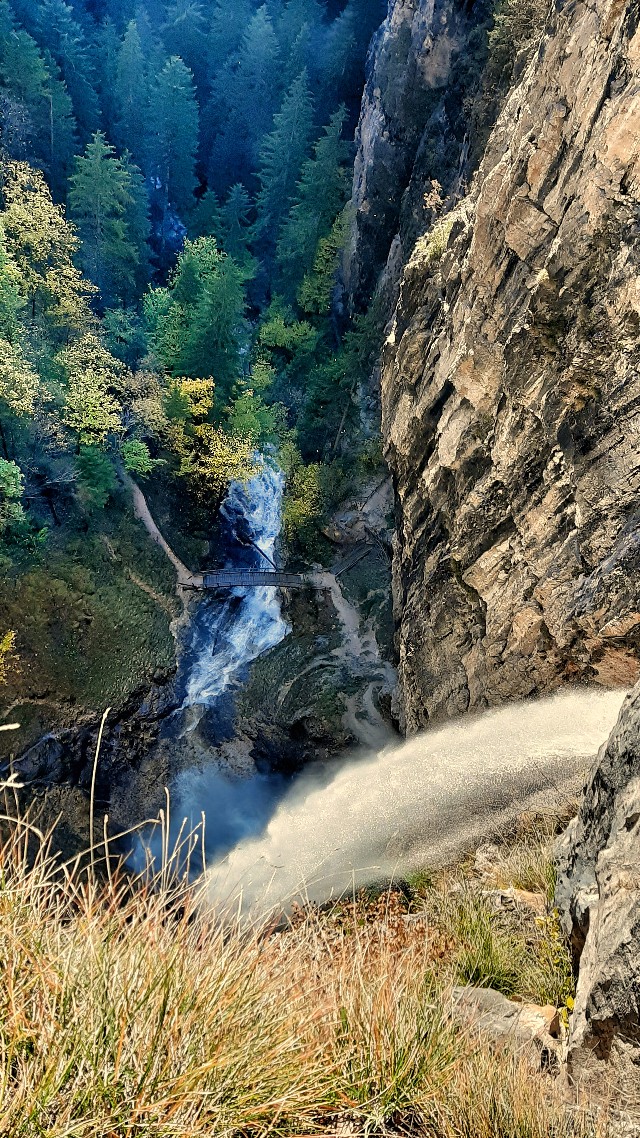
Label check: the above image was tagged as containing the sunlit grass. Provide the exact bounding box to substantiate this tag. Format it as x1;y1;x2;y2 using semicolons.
0;784;590;1137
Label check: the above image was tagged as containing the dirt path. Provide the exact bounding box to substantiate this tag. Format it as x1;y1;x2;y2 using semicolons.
128;477;204;590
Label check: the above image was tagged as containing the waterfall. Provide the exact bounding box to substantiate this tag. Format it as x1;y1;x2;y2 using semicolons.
204;688;627;913
138;460;292;870
184;461;290;709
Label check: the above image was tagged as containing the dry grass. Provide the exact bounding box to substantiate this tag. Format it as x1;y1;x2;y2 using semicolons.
475;811;578;901
0;791;591;1138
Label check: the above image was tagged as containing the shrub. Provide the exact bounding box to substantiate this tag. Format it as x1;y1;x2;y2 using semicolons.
122;438;156;477
76;446;117;510
0;456;25;534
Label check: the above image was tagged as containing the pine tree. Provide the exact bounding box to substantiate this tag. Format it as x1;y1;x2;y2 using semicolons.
162;0;207;90
188;189;221;241
321;0;385;104
219;184;257;269
145;237;247;406
69;132;149;307
42;53;77;199
94;18;121;139
104;0;137;28
276;106;349;294
149;55;199;218
206;5;281;194
34;0;101;140
113;19;149;166
124;157;152;294
277;0;325;84
204;0;253;78
0;2;76;193
0;2;46;160
255;70;315;244
0;2;47;108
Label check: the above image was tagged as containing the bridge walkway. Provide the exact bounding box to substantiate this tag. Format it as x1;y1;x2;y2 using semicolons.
198;569;311;589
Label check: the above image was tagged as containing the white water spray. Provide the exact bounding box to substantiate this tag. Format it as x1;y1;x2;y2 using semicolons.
205;688;627;912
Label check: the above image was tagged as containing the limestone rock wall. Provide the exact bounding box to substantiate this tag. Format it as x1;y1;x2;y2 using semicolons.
381;0;640;732
340;0;486;315
556;682;640;1107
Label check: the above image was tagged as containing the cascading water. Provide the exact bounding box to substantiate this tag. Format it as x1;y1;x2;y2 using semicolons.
184;462;289;712
204;688;627;913
148;459;293;866
139;462;626;916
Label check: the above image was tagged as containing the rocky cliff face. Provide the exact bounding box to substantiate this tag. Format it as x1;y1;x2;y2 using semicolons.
377;0;640;732
340;0;490;315
557;681;640;1109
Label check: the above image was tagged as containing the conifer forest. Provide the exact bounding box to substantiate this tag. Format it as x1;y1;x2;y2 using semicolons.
0;0;386;709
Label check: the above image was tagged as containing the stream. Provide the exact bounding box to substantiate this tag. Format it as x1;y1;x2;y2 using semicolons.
140;460;626;914
142;455;393;875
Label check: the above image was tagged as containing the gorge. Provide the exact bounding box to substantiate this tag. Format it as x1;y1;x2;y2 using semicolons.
0;0;640;1125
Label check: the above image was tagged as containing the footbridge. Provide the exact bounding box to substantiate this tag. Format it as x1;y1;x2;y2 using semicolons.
185;542;375;591
129;475;379;592
196;569;312;589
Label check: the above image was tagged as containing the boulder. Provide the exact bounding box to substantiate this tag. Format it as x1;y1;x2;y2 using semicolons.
452;985;560;1070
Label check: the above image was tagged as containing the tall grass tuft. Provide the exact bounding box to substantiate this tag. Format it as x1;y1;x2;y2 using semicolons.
0;788;591;1137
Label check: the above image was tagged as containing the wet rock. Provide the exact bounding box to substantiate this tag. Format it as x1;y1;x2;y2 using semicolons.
556;683;640;1109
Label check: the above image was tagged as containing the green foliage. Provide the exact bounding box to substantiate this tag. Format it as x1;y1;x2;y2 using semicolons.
75;445;117;510
277;107;350;296
487;0;549;87
145;237;247;404
258;302;319;357
206;5;281;191
62;373;122;446
0;0;391;707
297;305;384;460
188;189;221;241
1;162;95;329
298;207;350;315
218;184;258;274
149;55;199;216
0;627;15;683
0;457;25;534
33;0;99;140
0;339;39;416
102;306;147;367
283;461;325;544
255;70;315;242
58;334;126;445
0;222;24;340
449;890;524;996
113;19;149;165
121;439;156;476
69;132;150;307
0;1;77;195
226;384;278;446
177;426;257;504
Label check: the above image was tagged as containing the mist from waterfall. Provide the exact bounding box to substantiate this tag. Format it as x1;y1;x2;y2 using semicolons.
141;464;626;918
202;688;627;913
